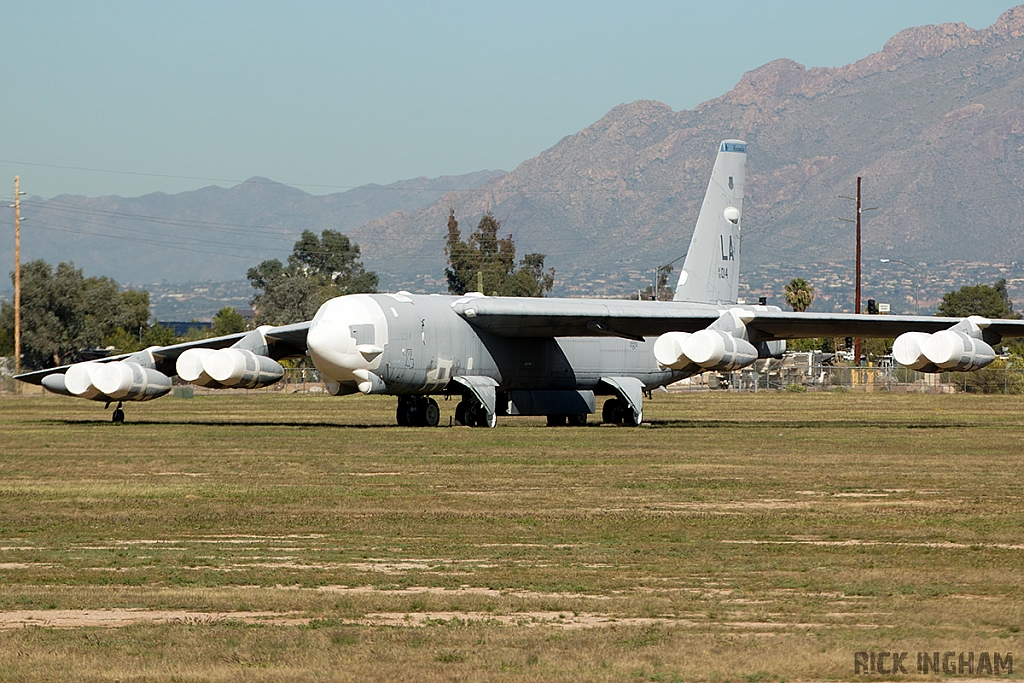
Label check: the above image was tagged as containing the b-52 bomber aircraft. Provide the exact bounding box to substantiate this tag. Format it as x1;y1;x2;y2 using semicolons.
17;140;1024;426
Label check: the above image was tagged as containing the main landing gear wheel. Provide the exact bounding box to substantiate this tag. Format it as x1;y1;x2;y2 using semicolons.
567;413;587;427
546;413;587;427
421;398;440;427
111;401;125;424
456;399;494;428
396;396;441;427
602;398;624;425
602;398;639;426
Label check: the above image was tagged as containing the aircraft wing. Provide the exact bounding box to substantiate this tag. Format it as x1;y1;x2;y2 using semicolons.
451;297;1024;343
15;322;310;385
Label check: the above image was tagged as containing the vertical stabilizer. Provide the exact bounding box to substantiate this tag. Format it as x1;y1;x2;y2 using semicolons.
673;140;746;304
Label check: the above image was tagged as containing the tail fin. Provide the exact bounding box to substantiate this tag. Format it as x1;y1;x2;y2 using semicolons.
672;140;746;304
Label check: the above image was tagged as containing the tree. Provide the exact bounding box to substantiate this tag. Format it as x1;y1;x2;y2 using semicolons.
248;230;378;325
641;265;674;301
937;279;1020;319
0;260;153;369
444;209;554;296
212;307;248;335
783;278;815;312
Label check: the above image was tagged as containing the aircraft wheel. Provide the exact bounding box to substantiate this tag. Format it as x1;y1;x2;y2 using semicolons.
546;414;567;427
454;401;468;426
396;397;416;426
567;413;587;427
602;399;623;425
112;407;125;424
480;410;497;428
623;408;642;427
422;398;440;427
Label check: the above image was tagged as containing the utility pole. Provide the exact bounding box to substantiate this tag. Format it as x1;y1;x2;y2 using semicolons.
855;177;862;364
840;177;876;365
13;176;24;378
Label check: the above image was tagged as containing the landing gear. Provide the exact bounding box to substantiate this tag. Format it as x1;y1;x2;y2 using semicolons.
455;398;495;428
567;413;587;427
601;398;640;426
602;398;624;425
111;401;125;424
396;396;440;427
545;413;587;427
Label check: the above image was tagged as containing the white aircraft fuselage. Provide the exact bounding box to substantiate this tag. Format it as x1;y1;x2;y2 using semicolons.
307;292;683;396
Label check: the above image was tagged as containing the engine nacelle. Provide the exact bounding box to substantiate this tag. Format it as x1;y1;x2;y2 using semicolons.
654;329;758;372
63;362;109;400
685;329;759;371
923;330;995;371
60;361;171;401
653;331;695;370
202;348;284;388
894;317;996;373
176;347;225;388
91;362;172;401
892;332;940;372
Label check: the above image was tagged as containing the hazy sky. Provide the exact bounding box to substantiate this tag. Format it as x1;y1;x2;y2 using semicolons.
0;1;1016;199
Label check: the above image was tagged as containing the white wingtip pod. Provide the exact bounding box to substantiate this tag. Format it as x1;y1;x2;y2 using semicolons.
176;348;224;388
203;348;284;388
92;362;172;401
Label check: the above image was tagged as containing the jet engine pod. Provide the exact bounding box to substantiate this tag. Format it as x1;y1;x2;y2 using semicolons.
92;362;172;401
653;331;693;370
922;330;995;372
681;329;758;371
203;348;284;388
63;362;108;400
892;332;939;372
176;347;224;388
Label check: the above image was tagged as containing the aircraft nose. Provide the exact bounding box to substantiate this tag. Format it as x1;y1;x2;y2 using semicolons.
305;295;386;382
306;315;353;375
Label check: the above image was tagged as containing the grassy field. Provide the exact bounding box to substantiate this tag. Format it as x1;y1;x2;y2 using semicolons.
0;390;1021;681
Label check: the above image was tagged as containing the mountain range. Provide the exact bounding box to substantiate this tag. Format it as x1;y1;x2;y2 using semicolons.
1;170;504;290
354;5;1024;295
3;6;1024;305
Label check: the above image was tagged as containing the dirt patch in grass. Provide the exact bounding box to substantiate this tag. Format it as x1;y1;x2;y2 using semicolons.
0;609;307;629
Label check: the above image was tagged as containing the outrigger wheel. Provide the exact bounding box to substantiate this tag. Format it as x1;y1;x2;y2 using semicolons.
111;401;125;424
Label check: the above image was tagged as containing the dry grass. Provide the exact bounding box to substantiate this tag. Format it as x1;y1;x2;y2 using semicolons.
0;391;1022;681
